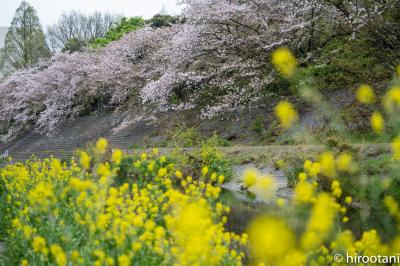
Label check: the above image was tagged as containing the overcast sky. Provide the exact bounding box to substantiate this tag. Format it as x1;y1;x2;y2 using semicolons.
0;0;183;27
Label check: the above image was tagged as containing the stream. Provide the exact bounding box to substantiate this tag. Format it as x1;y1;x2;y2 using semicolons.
223;163;293;233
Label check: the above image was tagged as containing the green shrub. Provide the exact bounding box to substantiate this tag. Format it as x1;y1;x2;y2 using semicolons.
250;115;265;134
90;17;145;48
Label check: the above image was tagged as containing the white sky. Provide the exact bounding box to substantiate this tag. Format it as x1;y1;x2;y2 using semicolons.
0;0;183;27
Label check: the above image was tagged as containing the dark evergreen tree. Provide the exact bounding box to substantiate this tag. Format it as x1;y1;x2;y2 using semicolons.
0;1;50;75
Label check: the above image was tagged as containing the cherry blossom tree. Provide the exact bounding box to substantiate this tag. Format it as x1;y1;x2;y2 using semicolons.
0;0;396;143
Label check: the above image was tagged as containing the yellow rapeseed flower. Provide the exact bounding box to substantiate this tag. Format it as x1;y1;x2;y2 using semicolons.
32;236;47;255
29;182;56;211
384;196;399;217
298;172;307;181
392;136;400;160
336;153;353;172
275;100;298;129
152;148;159;155
175;170;183;179
167;201;223;265
252;175;276;201
158;168;167;177
383;86;400;112
118;255;130;266
71;250;80;262
345;196;353;204
111;149;123;165
294;181;314;204
272;47;297;77
276;198;285;207
243;169;257;188
370;111;384;134
79;151;91;169
140;152;148;160
331;180;342;198
247;216;296;265
356;85;376;104
201;166;209;176
95;138;108;154
319;152;336;178
301;193;337;250
50;244;67;266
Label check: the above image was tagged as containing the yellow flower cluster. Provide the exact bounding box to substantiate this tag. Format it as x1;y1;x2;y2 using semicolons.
356;84;376;104
248;216;304;266
383;86;400;113
391;136;400;160
247;165;348;265
95;137;108;154
0;141;244;266
272;47;298;77
370;111;384;134
275;100;299;129
303;151;357;179
242;168;276;200
247;147;400;266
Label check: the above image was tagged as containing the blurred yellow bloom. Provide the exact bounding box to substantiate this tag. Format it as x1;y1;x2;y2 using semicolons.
79;151;91;169
275;100;298;129
201;166;209;176
21;260;29;266
175;170;183;179
392;136;400;160
111;149;123;165
319;152;336;178
140;152;147;160
295;181;314;204
29;182;56;211
383;86;400;112
167;201;225;266
336;153;352;172
331;180;342;198
298;172;307;181
253;175;276;201
158;167;167;177
356;85;376;104
345;196;353;204
370;111;384;134
272;47;297;77
50;244;67;266
247;216;295;264
152;148;159;155
23;225;33;239
95;138;108;154
243;169;257;188
301;193;337;250
384;196;399;217
71;250;80;262
118;255;130;266
97;163;111;177
32;236;47;255
276;198;285;207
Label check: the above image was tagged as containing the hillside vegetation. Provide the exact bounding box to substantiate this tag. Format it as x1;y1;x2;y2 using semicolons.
0;0;399;144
